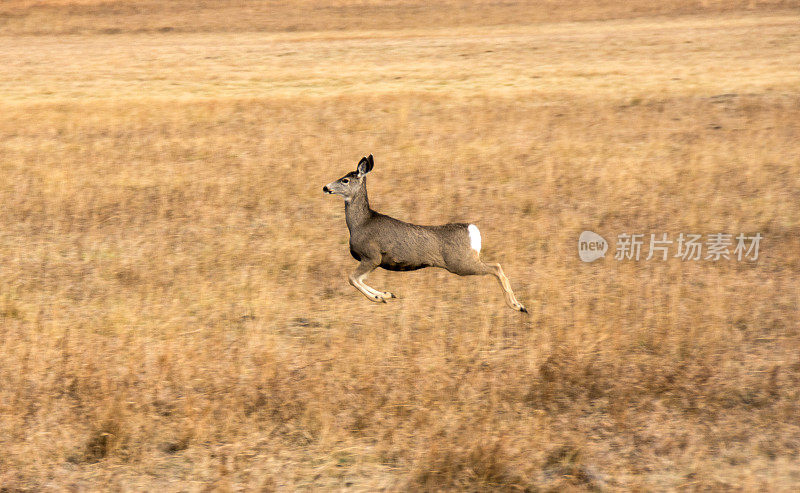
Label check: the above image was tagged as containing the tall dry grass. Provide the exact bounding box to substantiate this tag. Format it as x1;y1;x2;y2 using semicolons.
0;2;799;491
2;93;798;490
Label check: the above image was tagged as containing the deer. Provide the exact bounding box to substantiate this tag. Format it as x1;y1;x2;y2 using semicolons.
322;155;528;313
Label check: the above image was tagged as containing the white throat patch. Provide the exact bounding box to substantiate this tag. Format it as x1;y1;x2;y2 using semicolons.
467;224;482;253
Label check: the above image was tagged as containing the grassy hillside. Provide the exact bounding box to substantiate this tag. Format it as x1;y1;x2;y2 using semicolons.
0;2;799;490
1;0;797;35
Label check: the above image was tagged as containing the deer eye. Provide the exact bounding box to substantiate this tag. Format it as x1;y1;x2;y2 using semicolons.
341;178;349;184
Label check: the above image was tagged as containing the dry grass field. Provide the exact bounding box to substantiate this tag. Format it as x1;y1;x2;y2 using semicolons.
1;1;800;491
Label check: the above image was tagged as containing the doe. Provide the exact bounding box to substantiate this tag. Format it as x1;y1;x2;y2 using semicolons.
323;155;527;313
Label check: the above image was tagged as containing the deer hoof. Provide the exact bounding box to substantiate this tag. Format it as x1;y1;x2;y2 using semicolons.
388;292;397;298
519;305;528;313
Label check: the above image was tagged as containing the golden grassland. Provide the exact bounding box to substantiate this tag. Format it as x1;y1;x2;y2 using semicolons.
1;0;798;36
1;1;800;490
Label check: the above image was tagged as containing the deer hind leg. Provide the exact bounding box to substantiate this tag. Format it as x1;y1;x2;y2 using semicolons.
484;262;527;313
349;260;396;303
443;253;527;313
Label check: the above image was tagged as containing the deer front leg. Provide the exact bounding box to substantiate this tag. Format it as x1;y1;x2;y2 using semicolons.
348;260;395;303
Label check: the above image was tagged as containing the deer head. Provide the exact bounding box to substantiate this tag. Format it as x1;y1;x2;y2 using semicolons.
322;155;373;202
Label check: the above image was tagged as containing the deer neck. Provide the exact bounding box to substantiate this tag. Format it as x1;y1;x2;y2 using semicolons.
345;183;371;232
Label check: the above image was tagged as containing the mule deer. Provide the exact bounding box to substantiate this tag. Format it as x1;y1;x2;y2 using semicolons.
323;155;527;313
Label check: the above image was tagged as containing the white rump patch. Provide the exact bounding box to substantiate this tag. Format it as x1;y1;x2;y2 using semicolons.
467;224;482;253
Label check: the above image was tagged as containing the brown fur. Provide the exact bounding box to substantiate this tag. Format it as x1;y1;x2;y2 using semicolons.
323;156;527;312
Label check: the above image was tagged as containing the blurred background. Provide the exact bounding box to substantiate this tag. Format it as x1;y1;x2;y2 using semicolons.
1;1;799;490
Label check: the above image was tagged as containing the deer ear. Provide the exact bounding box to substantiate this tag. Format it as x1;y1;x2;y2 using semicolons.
357;156;374;176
